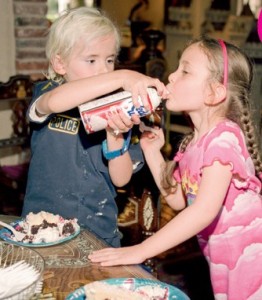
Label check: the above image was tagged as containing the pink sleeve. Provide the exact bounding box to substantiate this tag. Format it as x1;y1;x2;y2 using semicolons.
173;151;183;183
202;125;261;191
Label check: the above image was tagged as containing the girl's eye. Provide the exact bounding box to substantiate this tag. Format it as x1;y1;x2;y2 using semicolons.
86;59;95;64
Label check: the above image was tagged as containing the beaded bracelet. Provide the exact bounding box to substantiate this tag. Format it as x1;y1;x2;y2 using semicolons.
102;130;132;160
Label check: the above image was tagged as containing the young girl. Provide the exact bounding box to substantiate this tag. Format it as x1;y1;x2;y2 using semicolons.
22;7;167;247
89;36;262;299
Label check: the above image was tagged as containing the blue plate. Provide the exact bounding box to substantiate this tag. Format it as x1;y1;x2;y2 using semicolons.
0;219;80;247
66;278;190;300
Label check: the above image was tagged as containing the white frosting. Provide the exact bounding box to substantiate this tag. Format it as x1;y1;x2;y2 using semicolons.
18;211;80;244
26;211;60;225
26;212;44;226
84;282;148;300
83;281;170;299
32;227;60;243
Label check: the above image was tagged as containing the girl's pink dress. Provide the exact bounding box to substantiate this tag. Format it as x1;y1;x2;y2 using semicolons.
174;120;262;300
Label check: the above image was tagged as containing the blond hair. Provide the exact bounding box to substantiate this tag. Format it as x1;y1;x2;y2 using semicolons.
45;7;121;83
162;36;262;193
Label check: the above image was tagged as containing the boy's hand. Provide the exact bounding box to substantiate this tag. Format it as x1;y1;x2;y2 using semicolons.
106;108;140;136
121;70;169;110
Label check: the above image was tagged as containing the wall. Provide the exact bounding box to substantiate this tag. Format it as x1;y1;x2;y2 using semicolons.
164;0;262;147
0;0;261;164
0;0;49;166
3;0;164;80
101;0;165;30
14;0;49;80
0;0;16;83
101;0;165;52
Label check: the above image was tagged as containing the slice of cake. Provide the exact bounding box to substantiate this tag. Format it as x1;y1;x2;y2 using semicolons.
14;211;80;244
84;282;148;300
83;281;169;300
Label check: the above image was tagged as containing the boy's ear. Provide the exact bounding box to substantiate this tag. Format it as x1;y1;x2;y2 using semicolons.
52;55;66;75
205;83;227;106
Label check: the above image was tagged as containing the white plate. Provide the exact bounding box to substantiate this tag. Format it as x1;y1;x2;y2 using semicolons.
66;278;190;300
0;219;80;247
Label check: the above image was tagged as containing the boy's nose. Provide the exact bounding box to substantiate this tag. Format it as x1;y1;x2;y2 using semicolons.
98;62;110;74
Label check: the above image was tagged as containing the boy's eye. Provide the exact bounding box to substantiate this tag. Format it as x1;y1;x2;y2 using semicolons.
107;58;115;64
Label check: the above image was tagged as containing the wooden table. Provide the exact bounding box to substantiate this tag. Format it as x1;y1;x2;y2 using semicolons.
0;215;156;299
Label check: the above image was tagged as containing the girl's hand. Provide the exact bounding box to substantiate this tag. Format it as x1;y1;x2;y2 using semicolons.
140;127;165;153
88;244;145;266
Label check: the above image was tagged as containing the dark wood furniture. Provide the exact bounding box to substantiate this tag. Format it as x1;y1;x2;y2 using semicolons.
0;75;33;215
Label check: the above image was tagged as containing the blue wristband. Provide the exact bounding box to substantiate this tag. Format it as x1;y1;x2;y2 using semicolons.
102;130;132;160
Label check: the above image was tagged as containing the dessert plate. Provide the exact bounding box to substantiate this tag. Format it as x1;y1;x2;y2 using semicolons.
0;219;80;247
66;278;190;300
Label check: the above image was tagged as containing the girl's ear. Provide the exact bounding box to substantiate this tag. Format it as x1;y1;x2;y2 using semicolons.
205;83;227;106
215;83;227;104
52;55;66;75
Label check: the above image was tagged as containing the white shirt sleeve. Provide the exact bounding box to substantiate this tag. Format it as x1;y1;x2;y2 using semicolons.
28;95;50;122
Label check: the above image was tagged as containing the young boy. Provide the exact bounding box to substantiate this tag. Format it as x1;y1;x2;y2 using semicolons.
22;7;167;247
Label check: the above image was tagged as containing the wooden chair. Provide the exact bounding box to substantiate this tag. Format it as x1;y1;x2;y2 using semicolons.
0;75;33;215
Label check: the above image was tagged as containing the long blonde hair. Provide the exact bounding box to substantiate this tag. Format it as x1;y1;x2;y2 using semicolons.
45;7;121;84
162;36;262;193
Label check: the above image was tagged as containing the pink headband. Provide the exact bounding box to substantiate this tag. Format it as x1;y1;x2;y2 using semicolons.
218;39;228;87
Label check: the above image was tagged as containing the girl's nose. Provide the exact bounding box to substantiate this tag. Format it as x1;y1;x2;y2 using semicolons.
168;72;176;83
